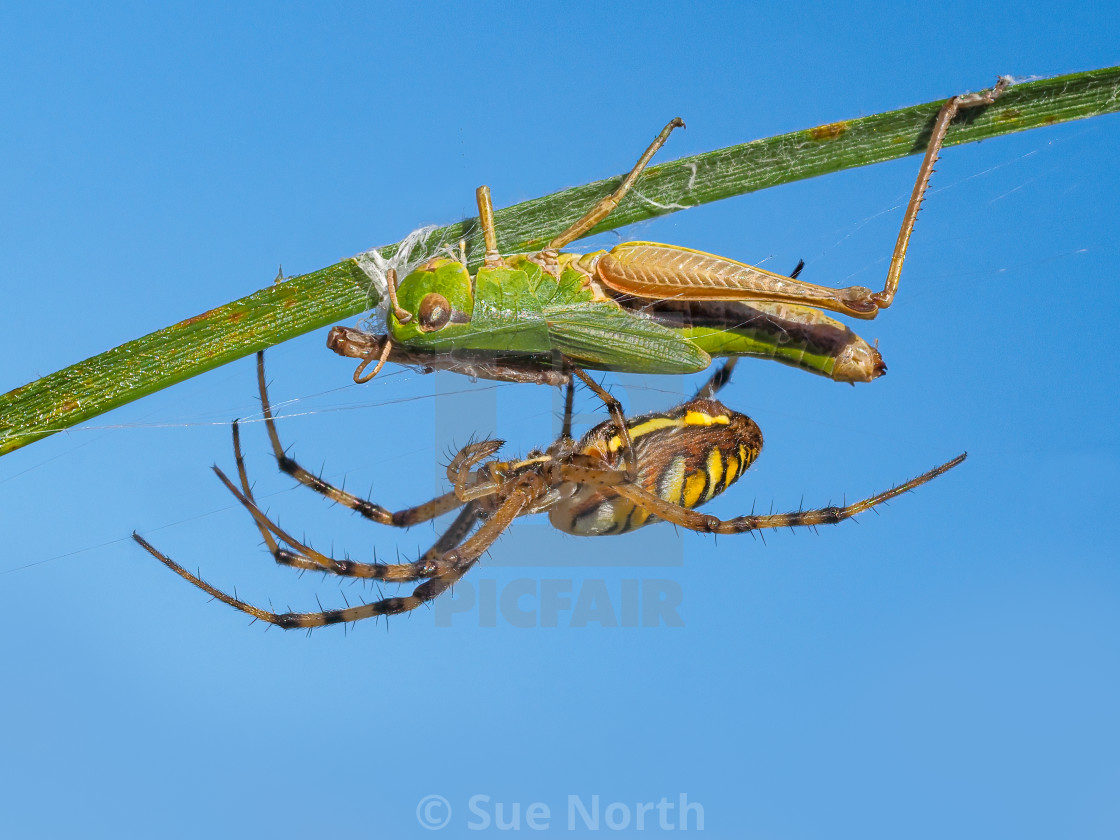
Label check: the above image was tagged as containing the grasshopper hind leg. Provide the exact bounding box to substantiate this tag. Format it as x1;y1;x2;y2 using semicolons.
873;77;1010;311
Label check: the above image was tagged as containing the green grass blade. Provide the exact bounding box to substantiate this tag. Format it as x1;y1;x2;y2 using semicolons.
2;67;1118;456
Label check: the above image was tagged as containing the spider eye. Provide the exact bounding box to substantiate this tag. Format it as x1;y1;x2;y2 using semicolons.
417;293;452;331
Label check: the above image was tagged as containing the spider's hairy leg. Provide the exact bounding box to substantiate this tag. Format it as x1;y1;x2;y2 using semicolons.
132;475;547;629
228;418;295;563
560;373;577;441
254;351;453;528
693;357;739;400
133;532;472;628
572;368;638;482
418;502;484;562
225;411;465;579
566;454;966;535
212;462;477;583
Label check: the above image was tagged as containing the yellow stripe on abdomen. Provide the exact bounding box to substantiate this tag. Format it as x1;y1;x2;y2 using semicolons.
724;453;739;486
705;447;723;501
682;471;707;509
607;410;732;453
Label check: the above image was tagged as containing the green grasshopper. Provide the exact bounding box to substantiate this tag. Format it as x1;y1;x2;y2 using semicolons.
335;80;1007;386
327;294;884;385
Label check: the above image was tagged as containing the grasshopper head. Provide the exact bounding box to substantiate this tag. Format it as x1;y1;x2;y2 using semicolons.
390;257;475;346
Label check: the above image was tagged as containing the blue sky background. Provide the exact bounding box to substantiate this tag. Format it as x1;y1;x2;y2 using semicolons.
2;3;1118;837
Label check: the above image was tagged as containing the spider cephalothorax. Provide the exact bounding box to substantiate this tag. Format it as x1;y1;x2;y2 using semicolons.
133;354;963;630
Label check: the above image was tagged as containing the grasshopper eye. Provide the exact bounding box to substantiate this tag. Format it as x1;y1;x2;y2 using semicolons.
417;293;452;331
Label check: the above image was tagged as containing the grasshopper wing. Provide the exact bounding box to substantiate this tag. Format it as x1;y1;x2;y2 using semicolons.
545;303;711;374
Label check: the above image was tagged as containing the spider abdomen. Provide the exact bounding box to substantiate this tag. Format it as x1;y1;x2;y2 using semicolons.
550;398;763;536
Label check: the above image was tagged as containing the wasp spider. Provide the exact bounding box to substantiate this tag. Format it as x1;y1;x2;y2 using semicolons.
134;354;962;629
